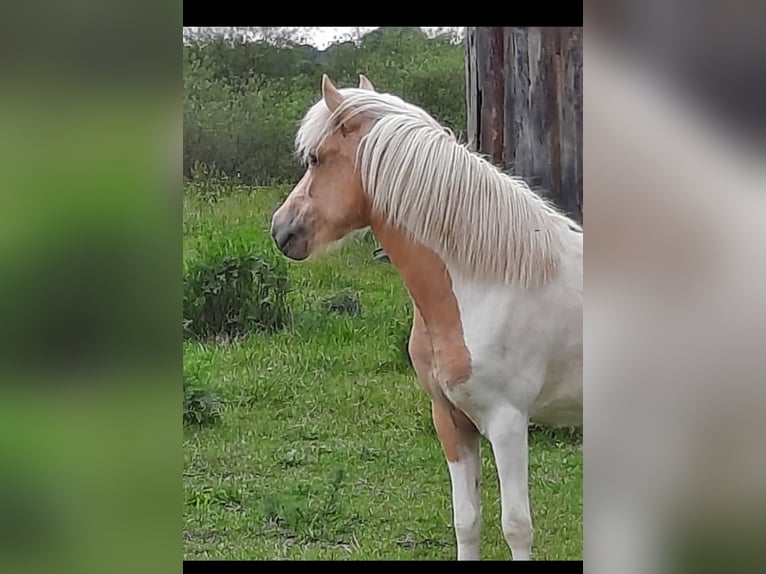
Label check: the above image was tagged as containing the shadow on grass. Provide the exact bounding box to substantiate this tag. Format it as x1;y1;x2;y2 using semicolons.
529;424;582;446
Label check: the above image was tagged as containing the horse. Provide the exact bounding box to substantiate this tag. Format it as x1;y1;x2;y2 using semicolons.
270;74;583;560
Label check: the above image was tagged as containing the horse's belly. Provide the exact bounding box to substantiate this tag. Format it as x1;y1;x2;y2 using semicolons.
530;399;582;427
530;356;583;427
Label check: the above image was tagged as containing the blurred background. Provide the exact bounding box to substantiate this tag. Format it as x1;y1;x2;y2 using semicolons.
584;3;766;574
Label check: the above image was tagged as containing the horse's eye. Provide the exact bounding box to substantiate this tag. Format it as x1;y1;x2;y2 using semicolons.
308;153;318;166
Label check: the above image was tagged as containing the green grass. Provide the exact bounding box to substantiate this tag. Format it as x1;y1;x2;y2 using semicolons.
183;186;582;560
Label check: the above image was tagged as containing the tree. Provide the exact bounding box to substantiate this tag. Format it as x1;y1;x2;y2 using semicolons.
465;27;583;222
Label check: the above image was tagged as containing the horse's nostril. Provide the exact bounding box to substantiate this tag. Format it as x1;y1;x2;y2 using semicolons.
275;228;297;252
283;231;296;250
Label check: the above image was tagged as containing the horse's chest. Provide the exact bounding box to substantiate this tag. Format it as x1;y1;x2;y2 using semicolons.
443;274;567;424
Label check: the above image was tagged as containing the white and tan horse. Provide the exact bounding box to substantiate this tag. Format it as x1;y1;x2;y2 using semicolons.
270;74;583;560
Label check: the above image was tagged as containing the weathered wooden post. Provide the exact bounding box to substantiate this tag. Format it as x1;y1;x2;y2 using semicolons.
465;27;583;223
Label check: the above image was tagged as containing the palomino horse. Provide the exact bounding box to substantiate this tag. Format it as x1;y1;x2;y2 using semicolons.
270;74;583;560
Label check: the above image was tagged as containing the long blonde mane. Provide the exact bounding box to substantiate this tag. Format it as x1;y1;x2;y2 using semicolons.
296;88;582;288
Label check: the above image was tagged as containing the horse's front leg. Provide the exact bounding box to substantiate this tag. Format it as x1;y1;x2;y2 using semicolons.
432;399;482;560
487;404;533;560
409;309;481;559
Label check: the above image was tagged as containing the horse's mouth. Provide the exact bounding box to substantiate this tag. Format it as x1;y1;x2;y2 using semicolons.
271;222;310;261
282;246;309;261
276;234;310;261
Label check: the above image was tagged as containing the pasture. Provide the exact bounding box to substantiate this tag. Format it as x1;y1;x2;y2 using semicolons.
182;186;582;560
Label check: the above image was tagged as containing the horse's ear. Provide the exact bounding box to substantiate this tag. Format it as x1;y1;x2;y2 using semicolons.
358;74;375;91
322;74;343;112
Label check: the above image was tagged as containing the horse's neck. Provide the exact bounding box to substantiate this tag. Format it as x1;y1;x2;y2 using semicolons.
370;217;470;377
371;217;451;324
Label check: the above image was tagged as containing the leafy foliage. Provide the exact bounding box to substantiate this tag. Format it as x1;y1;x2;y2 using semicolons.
185;161;239;204
183;240;292;341
183;27;466;185
321;290;362;317
183;371;222;428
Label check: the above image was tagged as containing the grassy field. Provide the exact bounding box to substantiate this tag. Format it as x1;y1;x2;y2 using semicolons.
182;186;583;560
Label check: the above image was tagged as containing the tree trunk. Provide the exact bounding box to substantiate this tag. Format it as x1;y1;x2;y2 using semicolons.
466;27;583;223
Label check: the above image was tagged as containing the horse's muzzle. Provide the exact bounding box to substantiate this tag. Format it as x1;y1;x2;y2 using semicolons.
270;215;309;261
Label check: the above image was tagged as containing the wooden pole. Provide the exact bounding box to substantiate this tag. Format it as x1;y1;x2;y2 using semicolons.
466;27;583;223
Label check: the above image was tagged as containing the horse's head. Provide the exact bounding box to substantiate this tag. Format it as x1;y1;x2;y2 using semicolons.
270;74;376;260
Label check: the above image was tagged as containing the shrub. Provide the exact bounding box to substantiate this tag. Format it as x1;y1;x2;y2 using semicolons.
183;243;291;341
185;161;238;204
322;290;362;317
183;371;222;427
183;28;466;185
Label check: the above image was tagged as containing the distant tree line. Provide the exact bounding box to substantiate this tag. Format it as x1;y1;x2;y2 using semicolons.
183;27;466;185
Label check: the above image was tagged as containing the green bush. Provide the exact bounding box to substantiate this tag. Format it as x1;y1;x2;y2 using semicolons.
185;161;239;204
183;28;466;185
183;371;222;427
183;243;291;341
322;290;362;317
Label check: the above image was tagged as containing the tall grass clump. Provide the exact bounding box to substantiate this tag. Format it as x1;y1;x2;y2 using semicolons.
183;237;292;341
